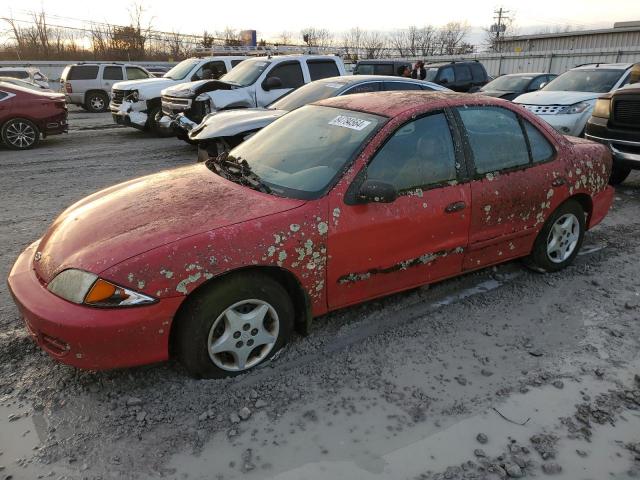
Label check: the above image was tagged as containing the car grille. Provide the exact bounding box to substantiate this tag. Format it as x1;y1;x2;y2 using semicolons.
161;95;192;115
521;104;564;115
111;89;125;106
612;98;640;127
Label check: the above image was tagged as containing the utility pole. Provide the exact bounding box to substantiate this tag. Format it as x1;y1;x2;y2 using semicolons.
490;7;510;52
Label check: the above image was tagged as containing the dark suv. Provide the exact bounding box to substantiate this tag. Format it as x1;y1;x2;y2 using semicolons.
354;60;412;77
585;80;640;185
424;61;489;92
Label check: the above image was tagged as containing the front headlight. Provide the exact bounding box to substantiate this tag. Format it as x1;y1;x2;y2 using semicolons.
558;101;591;115
592;98;611;119
195;94;212;114
126;90;140;102
47;269;156;307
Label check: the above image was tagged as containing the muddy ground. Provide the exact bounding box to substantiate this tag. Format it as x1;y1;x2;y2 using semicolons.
0;108;639;480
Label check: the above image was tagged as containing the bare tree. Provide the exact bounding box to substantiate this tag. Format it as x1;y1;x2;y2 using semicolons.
217;27;242;46
276;31;293;45
484;15;517;52
300;27;333;48
362;31;387;59
436;22;471;55
342;27;364;61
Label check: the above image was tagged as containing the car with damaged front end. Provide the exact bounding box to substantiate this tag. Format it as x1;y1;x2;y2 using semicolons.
160;55;346;141
8;91;614;378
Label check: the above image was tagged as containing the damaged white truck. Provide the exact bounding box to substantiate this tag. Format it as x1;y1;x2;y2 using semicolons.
109;56;247;135
160;55;346;140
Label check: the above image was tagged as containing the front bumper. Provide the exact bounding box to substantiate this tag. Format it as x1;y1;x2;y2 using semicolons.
7;242;184;370
535;112;591;137
585;117;640;169
110;100;149;130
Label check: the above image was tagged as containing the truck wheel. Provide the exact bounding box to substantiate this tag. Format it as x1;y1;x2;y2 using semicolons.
174;272;294;379
85;92;109;113
609;165;631;186
1;118;40;150
148;106;173;138
524;199;585;273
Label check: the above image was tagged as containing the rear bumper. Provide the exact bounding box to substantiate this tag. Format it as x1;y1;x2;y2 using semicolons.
7;242;183;370
588;186;615;230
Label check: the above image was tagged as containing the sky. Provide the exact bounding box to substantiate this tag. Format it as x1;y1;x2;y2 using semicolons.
5;0;640;43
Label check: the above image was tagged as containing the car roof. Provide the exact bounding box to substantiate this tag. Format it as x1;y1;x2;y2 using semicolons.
314;90;496;118
494;73;548;77
425;61;479;67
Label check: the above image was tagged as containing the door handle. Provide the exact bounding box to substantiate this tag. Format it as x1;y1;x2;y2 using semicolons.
552;177;566;187
445;201;466;213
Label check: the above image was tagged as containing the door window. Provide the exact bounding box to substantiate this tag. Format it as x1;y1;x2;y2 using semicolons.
454;65;472;82
384;81;423;91
307;60;340;80
458;106;530;174
374;64;394;75
343;82;382;95
125;67;149;80
355;64;375;75
366;112;458;191
524;120;555;162
103;66;124;80
469;63;486;82
193;61;226;80
266;62;304;89
437;67;455;83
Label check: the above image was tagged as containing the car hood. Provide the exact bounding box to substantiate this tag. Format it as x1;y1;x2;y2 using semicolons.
479;89;515;98
113;77;178;98
33;164;305;283
190;108;287;141
514;90;599;105
162;79;235;98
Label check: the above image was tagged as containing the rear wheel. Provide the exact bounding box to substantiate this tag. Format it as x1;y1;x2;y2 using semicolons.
609;165;631;185
85;91;109;113
1;118;40;150
524;199;585;273
174;272;294;378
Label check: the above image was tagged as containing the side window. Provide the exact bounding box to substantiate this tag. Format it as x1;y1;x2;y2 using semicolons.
528;76;546;91
196;61;226;80
524;120;555;162
2;71;29;79
307;60;339;81
267;62;304;89
454;65;472;82
355;64;374;75
458;106;530;174
103;66;124;80
0;91;8;101
469;63;486;82
343;82;382;95
437;67;454;83
374;64;394;75
366;112;458;191
384;81;422;91
231;59;245;67
68;66;99;80
126;67;149;80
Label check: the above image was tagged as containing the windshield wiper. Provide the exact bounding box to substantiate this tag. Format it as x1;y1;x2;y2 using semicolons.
206;153;272;194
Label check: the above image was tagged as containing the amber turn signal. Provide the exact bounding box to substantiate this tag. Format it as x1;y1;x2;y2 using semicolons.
84;279;125;304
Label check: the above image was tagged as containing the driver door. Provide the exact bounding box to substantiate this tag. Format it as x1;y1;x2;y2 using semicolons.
327;111;471;309
258;62;305;106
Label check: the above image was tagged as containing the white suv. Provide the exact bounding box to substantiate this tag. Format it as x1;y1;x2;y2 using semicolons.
61;63;152;112
110;56;247;135
514;63;636;136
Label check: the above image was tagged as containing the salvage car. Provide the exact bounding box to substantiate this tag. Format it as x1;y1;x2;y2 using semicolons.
353;59;413;76
478;73;557;101
0;67;50;89
585;66;640;184
0;81;67;150
190;75;450;160
109;56;247;135
514;63;637;136
423;61;489;92
8;91;614;378
160;55;346;139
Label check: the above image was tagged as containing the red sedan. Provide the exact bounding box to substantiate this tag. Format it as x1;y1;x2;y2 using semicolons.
8;92;613;378
0;81;67;150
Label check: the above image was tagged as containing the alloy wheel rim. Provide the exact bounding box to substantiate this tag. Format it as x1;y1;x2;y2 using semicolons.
5;121;36;148
207;299;279;372
91;97;104;110
546;213;580;263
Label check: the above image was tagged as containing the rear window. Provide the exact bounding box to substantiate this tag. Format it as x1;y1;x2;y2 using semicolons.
0;70;29;79
455;65;472;82
103;66;123;80
307;60;340;81
68;66;99;80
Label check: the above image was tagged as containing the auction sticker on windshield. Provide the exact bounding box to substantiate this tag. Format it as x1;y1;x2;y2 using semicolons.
328;115;372;131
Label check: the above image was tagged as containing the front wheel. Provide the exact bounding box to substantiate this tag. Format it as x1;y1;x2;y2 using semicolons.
609;165;631;185
524;199;585;273
174;272;294;378
1;118;40;150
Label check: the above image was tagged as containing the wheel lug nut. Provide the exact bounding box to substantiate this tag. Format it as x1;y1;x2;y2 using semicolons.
243;323;250;331
251;328;258;336
236;341;243;348
233;331;241;339
247;339;254;347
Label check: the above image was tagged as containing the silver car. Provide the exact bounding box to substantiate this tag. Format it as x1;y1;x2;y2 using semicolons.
189;75;450;161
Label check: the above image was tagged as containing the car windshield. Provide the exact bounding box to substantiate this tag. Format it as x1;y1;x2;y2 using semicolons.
543;69;624;93
209;105;384;199
425;68;439;82
221;59;271;87
165;59;201;80
483;75;534;91
269;80;348;111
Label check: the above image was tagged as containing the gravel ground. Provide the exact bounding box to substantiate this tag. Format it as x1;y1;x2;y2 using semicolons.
0;108;639;480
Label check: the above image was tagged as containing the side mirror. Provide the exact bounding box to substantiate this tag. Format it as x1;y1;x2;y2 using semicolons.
357;180;397;204
263;77;282;91
538;82;547;90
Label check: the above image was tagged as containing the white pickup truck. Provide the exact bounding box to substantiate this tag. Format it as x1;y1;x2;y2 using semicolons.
160;55;347;139
109;56;247;135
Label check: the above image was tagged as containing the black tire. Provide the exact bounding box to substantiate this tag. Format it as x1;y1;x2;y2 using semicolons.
147;106;174;137
1;118;40;150
174;272;294;379
85;91;109;113
609;165;631;186
524;199;586;273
